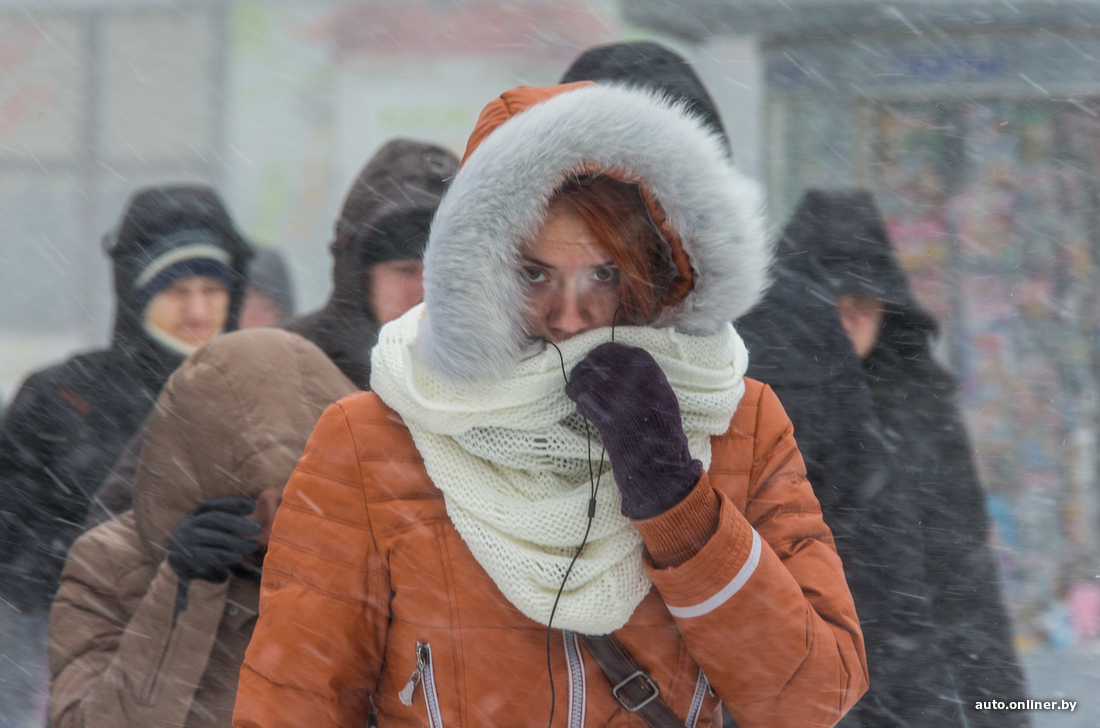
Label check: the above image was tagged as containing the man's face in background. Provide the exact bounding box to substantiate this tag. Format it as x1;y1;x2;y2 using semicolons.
144;275;230;348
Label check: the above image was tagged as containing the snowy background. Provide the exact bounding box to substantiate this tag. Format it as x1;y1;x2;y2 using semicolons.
3;0;1100;724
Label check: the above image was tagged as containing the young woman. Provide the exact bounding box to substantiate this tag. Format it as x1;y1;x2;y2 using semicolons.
233;83;868;728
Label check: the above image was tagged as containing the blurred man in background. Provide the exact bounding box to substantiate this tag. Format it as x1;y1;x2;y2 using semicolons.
778;188;1029;728
79;139;459;539
240;248;296;328
80;244;298;530
0;185;250;728
0;185;251;608
563;42;969;728
285;138;458;389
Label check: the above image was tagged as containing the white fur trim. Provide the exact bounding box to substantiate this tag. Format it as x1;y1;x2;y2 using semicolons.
421;83;770;381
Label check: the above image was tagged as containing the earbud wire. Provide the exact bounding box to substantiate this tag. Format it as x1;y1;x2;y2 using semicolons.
543;311;617;728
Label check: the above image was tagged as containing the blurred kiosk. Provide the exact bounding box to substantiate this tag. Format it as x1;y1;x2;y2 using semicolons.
630;0;1100;651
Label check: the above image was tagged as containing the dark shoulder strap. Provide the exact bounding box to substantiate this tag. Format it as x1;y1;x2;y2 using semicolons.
579;634;684;728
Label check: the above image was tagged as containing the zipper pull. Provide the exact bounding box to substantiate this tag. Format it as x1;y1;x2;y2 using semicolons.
398;644;428;706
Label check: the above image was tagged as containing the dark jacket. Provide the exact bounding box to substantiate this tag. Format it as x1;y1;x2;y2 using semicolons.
738;267;964;728
779;188;1029;728
284;139;458;389
0;186;250;610
867;316;1028;728
563;42;961;728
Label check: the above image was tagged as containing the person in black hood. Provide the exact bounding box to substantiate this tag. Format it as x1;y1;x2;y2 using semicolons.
0;185;250;610
739;269;968;728
284;138;459;389
79;141;459;536
563;43;970;728
778;189;1029;728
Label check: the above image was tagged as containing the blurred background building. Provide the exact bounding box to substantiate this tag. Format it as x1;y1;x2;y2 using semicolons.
3;0;1100;684
629;0;1100;657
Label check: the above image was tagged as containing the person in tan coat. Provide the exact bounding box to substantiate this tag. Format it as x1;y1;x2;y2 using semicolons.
47;328;356;728
234;83;868;728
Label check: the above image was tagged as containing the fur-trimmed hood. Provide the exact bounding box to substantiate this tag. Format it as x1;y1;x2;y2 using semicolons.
420;83;769;382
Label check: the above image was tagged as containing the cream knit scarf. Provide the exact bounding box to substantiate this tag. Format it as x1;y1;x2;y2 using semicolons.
371;304;748;634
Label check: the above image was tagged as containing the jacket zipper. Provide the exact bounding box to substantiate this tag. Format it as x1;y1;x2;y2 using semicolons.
685;669;709;728
562;631;586;728
399;642;443;728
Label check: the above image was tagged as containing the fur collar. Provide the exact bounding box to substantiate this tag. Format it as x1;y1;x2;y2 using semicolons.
421;83;770;382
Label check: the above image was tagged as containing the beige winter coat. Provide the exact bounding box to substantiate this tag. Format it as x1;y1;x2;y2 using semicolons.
47;329;356;728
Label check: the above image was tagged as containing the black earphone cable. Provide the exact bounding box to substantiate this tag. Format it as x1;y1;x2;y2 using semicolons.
543;306;619;728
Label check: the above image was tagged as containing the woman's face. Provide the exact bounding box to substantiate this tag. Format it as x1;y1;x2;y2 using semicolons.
521;201;620;343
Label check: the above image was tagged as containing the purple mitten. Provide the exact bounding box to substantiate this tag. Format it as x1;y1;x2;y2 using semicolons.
565;342;702;519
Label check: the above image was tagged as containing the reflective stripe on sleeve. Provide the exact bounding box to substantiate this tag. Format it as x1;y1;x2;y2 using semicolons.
667;529;761;619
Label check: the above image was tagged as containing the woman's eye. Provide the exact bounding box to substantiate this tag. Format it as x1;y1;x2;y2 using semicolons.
593;265;618;283
521;267;547;283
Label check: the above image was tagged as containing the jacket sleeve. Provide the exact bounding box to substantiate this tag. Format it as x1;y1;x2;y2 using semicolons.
0;372;73;607
83;429;144;531
634;384;868;728
48;520;229;728
234;401;389;728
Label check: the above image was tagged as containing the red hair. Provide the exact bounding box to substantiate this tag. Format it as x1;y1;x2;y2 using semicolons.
552;174;680;325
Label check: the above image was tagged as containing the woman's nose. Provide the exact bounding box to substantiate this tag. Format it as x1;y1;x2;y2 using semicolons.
550;291;589;338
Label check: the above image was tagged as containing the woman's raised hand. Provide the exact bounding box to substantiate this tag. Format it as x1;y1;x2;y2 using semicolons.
565;342;701;519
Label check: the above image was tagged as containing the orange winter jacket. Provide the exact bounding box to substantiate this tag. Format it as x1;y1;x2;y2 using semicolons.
234;378;867;728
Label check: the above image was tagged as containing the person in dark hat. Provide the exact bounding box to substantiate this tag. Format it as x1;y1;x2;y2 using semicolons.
0;184;250;728
240;247;296;328
562;42;971;728
284;138;459;389
80;141;459;536
778;188;1029;728
0;185;251;611
82;245;298;532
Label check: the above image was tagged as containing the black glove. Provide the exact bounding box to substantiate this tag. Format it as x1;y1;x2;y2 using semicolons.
565;342;701;519
168;496;261;584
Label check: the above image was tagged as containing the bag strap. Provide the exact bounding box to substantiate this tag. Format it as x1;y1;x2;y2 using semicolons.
579;634;684;728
